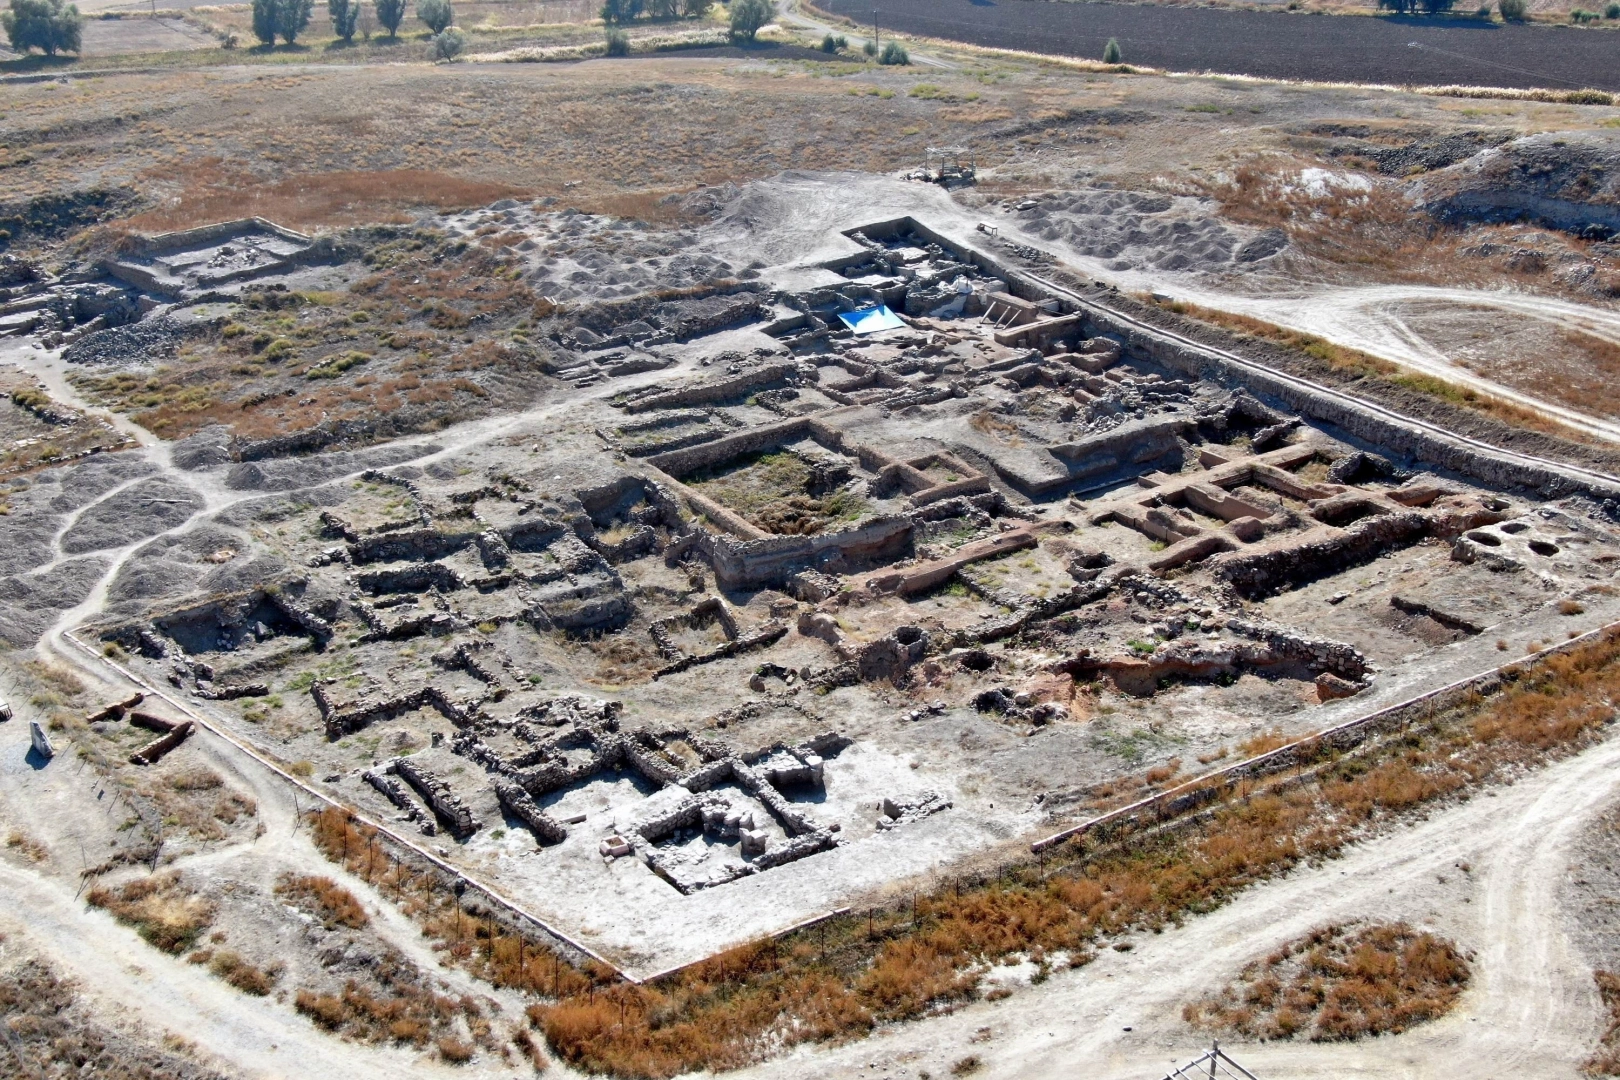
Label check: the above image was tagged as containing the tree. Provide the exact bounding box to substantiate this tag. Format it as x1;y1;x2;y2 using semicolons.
2;0;82;55
599;0;642;23
374;0;406;36
1498;0;1526;19
878;39;907;64
1102;36;1120;63
680;0;710;15
429;24;463;57
277;0;313;42
328;0;359;41
253;0;312;43
645;0;678;17
251;0;277;44
727;0;771;41
417;0;451;33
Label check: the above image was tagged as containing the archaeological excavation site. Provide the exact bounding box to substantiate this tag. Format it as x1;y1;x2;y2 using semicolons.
6;16;1620;1079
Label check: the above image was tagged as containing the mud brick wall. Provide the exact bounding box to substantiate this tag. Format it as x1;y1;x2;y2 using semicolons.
348;527;479;565
696;514;915;590
623;362;804;415
393;757;480;839
646;417;812;476
494;778;568;844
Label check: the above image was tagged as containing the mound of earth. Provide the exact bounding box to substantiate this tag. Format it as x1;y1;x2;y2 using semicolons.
1012;188;1287;273
60;476;205;554
1415;132;1620;237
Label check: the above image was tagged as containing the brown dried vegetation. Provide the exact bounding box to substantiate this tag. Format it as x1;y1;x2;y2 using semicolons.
87;871;215;955
1183;922;1470;1040
275;873;371;930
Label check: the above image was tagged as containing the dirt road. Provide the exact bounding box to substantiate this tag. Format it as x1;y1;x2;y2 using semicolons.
732;731;1620;1079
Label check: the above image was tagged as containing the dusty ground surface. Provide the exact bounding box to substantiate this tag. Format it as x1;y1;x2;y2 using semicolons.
3;15;1620;1080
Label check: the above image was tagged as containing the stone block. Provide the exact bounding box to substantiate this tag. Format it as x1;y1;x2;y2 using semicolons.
29;721;54;760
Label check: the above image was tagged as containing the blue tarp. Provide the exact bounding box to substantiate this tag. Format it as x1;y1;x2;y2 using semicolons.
838;304;906;335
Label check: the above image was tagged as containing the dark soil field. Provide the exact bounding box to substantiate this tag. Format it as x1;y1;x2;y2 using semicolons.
818;0;1620;91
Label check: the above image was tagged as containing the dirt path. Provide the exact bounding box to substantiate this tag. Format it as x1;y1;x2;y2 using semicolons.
732;732;1620;1080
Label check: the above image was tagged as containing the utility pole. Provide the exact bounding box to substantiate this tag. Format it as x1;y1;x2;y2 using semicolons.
872;8;879;57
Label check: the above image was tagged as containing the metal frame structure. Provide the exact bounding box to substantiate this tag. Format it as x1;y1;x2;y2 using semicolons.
1161;1042;1260;1080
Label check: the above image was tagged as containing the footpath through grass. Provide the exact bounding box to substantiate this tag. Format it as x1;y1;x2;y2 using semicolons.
308;629;1620;1077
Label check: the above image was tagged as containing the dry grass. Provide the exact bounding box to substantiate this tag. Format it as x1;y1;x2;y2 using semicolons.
275;873;371;930
188;948;281;996
6;830;49;862
120;167;531;234
87;871;215;954
1587;970;1620;1074
1184;922;1470;1040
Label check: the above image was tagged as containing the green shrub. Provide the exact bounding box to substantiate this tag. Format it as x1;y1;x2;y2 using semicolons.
603;24;628;53
307;352;371;378
1102;36;1121;63
1571;6;1599;20
428;24;462;57
2;0;83;55
727;0;772;41
375;0;406;35
878;39;907;64
861;37;875;56
1607;1;1620;16
820;30;846;51
1497;0;1526;20
416;0;451;33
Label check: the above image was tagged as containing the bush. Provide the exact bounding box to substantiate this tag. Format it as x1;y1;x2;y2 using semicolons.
820;30;846;51
680;0;710;15
374;0;406;35
600;0;642;21
878;39;907;64
1474;3;1490;14
1607;1;1620;16
727;0;772;41
861;37;875;55
251;0;313;44
603;24;628;53
429;24;462;57
1571;6;1599;19
2;0;82;55
416;0;451;33
1498;0;1526;19
328;0;358;40
1102;36;1120;63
